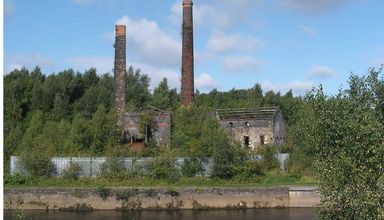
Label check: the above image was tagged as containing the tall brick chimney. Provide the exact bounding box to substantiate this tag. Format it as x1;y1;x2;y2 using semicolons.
181;0;194;106
114;25;126;134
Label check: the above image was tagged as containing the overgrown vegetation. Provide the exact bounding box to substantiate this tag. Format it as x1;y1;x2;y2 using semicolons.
181;157;206;177
300;69;384;219
145;152;181;183
4;65;383;219
18;150;56;178
96;186;111;201
63;162;82;181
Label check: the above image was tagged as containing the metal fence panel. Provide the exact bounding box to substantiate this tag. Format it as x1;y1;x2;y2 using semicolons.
9;154;289;177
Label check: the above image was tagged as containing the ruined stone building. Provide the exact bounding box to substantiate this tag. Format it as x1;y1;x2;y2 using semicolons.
124;108;172;151
216;108;285;149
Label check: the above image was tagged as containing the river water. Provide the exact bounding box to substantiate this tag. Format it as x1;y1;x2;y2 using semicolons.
4;208;317;220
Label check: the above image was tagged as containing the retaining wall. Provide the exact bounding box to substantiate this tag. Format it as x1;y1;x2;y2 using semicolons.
3;187;319;210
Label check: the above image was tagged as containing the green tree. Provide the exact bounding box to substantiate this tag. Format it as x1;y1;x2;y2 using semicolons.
151;78;178;110
302;69;384;219
125;66;151;109
89;105;118;155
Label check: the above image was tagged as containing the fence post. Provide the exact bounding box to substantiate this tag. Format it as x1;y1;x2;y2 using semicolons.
90;157;93;177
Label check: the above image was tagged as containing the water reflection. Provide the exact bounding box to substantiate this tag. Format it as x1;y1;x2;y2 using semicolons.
4;208;316;220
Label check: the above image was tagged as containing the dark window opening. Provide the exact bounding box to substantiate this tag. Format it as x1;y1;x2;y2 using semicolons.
260;135;265;145
244;136;250;148
229;122;233;127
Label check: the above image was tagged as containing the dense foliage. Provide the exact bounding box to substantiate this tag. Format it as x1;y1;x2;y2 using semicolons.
3;66;300;169
294;69;384;219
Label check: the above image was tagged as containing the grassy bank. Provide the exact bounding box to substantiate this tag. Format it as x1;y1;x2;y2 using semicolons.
4;171;316;188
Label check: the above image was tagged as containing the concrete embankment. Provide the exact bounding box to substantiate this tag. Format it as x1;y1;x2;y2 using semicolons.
4;187;320;210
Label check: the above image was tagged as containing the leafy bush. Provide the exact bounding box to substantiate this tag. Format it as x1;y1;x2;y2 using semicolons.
19;151;55;177
212;142;246;179
96;186;111;201
4;174;32;185
257;145;279;171
99;157;127;180
165;189;180;197
143;189;157;197
63;161;82;180
181;157;206;177
115;188;139;201
234;161;264;181
145;154;181;183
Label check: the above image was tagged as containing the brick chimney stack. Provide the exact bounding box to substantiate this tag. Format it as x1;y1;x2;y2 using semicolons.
114;25;126;134
181;0;194;106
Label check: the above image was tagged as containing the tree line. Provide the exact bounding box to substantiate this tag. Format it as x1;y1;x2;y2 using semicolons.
4;66;301;160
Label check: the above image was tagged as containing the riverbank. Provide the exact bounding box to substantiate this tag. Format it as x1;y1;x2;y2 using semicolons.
4;186;320;210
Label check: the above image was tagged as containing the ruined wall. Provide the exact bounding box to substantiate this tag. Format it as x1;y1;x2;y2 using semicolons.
219;119;274;150
124;112;171;147
114;25;126;133
181;0;194;106
153;113;171;147
273;110;285;145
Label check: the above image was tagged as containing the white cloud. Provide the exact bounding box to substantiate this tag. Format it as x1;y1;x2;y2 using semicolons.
307;65;337;79
299;25;318;36
115;15;181;68
261;80;314;94
223;55;263;73
64;56;113;74
207;31;264;53
170;1;231;29
5;54;56;74
126;62;180;91
281;0;350;14
195;73;220;91
169;0;262;29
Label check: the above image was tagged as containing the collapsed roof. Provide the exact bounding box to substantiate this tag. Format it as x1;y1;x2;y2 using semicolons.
215;107;279;121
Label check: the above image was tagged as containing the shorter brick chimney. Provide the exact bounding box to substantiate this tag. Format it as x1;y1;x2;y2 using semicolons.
114;25;126;134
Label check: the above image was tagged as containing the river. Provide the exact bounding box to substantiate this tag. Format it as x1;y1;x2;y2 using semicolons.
4;208;317;220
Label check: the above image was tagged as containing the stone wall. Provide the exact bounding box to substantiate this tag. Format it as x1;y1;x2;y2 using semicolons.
3;187;319;210
218;119;275;149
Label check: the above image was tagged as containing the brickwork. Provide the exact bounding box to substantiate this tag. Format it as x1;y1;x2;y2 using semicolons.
181;0;194;106
114;25;126;133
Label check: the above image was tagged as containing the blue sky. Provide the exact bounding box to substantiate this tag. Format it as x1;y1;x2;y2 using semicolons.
3;0;384;95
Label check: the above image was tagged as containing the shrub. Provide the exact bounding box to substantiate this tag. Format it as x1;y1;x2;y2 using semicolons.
99;157;127;179
96;186;111;201
234;161;264;181
257;145;279;171
146;154;180;183
181;157;206;177
19;151;55;177
4;174;32;185
212;142;246;179
63;161;82;181
115;188;139;201
165;189;180;197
